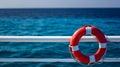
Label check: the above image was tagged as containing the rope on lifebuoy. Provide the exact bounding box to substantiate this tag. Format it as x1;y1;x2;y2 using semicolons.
69;25;107;65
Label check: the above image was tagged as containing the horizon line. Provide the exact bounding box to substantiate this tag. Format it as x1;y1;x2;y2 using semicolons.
0;7;120;9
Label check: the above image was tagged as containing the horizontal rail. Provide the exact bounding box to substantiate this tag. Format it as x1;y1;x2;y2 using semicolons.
0;36;120;42
0;58;120;62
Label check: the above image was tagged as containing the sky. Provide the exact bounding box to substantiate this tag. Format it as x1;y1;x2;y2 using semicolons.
0;0;120;8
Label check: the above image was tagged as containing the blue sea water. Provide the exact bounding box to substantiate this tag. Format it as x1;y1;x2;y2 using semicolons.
0;8;120;67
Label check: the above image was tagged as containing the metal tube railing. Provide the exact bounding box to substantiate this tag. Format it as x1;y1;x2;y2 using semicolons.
0;36;120;62
0;58;120;62
0;36;120;42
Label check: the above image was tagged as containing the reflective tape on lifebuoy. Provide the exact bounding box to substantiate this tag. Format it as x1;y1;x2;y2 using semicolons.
69;25;107;65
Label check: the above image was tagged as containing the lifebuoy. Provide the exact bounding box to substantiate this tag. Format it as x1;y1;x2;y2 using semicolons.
69;25;107;65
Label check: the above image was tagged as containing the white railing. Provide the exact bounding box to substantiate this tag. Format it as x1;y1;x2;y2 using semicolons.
0;36;120;42
0;36;120;62
0;58;120;62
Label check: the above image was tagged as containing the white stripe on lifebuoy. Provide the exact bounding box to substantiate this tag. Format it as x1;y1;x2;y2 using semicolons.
89;55;95;63
99;43;107;48
71;45;79;51
86;27;92;34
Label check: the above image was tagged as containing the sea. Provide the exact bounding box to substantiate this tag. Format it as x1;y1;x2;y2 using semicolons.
0;8;120;67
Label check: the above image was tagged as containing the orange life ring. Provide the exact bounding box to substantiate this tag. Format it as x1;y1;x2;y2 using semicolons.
69;25;107;65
